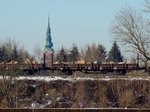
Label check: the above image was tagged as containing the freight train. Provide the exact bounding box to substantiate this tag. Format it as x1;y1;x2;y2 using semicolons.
0;52;140;75
0;61;139;75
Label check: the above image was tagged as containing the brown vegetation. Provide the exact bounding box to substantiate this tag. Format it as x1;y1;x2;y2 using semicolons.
0;74;150;109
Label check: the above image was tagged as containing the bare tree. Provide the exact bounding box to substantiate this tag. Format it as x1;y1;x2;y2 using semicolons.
0;38;33;108
144;0;150;12
110;6;150;67
81;43;107;63
83;43;96;63
0;70;19;108
34;43;42;63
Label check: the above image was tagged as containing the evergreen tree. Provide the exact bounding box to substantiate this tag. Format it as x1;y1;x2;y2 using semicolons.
0;47;2;62
56;46;67;63
0;39;27;63
96;44;107;62
1;45;8;62
12;44;18;61
108;41;123;62
69;43;80;63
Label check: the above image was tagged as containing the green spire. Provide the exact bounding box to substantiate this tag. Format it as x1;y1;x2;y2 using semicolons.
44;16;54;52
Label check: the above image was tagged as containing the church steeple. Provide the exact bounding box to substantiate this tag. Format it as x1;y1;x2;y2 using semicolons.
44;16;54;52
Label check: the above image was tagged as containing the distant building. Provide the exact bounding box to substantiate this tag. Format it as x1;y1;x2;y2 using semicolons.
43;17;54;67
44;16;54;53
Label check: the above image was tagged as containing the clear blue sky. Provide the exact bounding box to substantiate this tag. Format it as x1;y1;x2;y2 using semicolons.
0;0;143;54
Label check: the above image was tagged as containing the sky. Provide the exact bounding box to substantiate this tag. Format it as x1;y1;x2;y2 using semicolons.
0;0;143;55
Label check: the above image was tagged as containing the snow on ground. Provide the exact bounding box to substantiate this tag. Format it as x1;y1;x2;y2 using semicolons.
0;75;150;81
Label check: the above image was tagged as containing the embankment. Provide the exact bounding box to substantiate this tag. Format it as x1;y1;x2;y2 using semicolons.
0;75;150;108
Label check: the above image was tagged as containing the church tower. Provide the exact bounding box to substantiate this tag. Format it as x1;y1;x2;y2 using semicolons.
44;16;54;52
43;17;54;68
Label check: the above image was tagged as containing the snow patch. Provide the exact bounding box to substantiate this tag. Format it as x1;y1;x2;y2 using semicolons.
0;76;150;81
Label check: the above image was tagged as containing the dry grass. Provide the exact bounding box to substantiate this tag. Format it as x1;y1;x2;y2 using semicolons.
0;70;150;108
127;70;150;77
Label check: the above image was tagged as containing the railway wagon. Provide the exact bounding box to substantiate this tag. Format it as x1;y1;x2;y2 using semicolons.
0;62;138;75
52;63;138;73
